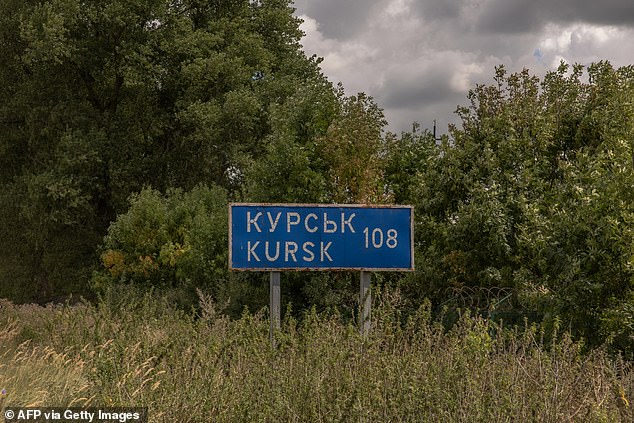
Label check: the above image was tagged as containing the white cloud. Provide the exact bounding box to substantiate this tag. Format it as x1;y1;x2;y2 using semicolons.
451;63;485;93
299;15;379;92
536;23;634;68
295;1;634;134
383;0;412;19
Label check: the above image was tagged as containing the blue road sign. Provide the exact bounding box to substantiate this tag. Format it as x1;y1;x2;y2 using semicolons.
229;204;414;271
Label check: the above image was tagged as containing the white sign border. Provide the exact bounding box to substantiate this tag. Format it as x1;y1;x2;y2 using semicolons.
228;203;415;272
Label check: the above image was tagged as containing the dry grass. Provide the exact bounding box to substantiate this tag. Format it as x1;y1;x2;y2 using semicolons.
0;290;632;422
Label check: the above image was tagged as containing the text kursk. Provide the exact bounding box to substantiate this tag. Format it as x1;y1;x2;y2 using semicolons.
246;211;356;234
244;211;356;264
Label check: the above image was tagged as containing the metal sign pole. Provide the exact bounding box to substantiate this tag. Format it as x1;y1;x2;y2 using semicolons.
229;204;414;345
360;271;371;337
270;271;281;347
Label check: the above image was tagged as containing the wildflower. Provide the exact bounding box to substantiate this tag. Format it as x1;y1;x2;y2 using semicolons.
619;386;630;408
0;388;6;396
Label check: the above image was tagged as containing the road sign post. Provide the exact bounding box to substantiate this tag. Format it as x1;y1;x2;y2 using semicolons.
229;204;414;343
270;271;280;347
360;271;371;338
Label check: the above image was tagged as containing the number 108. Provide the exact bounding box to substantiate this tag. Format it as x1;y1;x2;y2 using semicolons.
363;227;398;249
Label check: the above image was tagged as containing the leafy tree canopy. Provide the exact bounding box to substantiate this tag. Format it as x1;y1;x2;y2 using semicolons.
0;0;333;302
393;62;634;351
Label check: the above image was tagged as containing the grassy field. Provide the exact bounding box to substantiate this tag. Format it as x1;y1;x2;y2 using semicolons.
1;287;633;422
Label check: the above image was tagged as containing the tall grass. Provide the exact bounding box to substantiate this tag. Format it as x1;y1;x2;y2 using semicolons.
1;289;632;422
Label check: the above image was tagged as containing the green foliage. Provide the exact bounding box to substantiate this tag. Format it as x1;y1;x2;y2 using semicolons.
93;185;229;305
0;0;330;302
1;292;633;421
245;77;337;203
316;89;390;204
246;83;392;206
384;125;437;204
394;62;634;351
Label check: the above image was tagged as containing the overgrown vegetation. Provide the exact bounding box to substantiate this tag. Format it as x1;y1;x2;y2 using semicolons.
402;63;634;354
1;289;633;422
1;0;634;375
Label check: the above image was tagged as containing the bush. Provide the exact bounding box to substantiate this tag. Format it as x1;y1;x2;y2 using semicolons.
93;185;230;306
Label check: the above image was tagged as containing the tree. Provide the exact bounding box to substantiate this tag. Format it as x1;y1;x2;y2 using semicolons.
524;62;634;350
399;62;634;350
245;74;337;203
316;89;390;204
0;0;330;302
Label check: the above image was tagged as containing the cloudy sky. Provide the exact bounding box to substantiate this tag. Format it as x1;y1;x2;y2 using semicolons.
293;0;634;134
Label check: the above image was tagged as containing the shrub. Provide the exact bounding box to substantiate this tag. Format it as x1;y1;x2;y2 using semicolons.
93;185;229;305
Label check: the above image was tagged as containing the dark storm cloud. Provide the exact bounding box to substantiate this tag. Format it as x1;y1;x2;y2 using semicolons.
476;1;544;34
295;0;634;133
380;68;461;110
412;0;464;20
293;0;380;39
383;84;449;110
476;0;634;34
